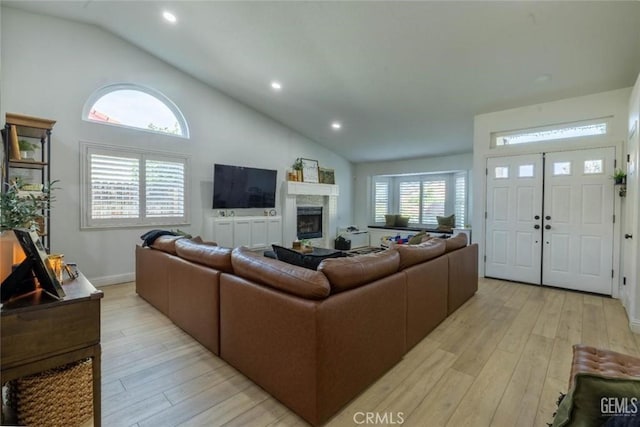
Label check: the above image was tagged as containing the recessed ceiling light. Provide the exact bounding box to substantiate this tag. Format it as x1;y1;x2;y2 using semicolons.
271;81;282;91
163;11;177;23
331;121;342;130
535;73;552;83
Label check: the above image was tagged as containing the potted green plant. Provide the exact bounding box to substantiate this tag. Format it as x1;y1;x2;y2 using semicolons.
18;139;39;160
0;179;58;232
612;168;626;185
292;158;303;181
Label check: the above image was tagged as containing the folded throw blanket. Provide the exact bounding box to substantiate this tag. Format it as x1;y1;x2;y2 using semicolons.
140;229;178;247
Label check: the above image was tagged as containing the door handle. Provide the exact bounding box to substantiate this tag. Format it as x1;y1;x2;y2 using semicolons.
545;215;551;220
534;225;540;229
534;215;540;220
625;234;633;239
545;225;551;230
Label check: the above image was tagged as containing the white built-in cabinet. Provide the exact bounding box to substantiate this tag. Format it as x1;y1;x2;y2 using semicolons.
213;216;282;249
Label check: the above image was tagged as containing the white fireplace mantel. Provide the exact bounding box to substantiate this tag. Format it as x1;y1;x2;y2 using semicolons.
285;181;339;197
282;181;340;248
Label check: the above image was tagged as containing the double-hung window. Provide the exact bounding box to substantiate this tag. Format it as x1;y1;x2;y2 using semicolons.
81;142;189;228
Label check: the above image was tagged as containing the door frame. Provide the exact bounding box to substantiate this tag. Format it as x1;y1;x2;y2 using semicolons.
484;142;623;298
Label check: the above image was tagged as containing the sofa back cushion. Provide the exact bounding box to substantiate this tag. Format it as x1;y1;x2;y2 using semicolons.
231;247;330;299
395;239;446;270
175;238;233;273
149;235;185;255
444;233;468;252
318;250;400;293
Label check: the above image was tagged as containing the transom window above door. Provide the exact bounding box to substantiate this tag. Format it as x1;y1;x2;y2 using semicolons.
492;117;609;147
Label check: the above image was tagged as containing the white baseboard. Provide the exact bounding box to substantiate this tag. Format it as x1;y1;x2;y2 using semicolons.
630;318;640;334
88;272;135;287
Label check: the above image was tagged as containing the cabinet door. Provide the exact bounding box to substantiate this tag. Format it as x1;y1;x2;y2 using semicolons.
267;217;282;246
213;220;234;248
250;219;268;249
233;219;252;248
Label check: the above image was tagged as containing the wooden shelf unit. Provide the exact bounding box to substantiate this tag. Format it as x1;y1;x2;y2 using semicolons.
2;113;56;250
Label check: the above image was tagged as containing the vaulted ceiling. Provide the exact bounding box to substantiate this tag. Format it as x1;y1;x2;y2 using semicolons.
6;1;640;162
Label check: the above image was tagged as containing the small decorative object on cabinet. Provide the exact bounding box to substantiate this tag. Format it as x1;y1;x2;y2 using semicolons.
2;114;56;251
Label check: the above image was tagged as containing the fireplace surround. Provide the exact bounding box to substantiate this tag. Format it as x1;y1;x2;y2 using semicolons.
283;181;339;249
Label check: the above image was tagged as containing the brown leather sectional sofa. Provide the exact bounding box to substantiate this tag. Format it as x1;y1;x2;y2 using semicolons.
135;234;478;425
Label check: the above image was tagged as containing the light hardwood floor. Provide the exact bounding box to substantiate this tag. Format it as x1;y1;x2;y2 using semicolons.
100;278;640;427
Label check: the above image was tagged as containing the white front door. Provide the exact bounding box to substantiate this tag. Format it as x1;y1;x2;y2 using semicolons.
542;148;615;294
485;154;543;284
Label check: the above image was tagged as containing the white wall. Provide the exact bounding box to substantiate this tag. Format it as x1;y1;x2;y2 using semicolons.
0;7;353;285
473;88;631;286
353;153;473;229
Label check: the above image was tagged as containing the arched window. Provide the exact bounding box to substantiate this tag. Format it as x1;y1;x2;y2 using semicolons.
83;83;189;138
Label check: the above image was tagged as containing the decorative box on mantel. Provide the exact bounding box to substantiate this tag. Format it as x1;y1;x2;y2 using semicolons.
283;181;339;249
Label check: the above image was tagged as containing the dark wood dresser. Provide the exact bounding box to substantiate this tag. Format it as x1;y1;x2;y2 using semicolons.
1;273;103;426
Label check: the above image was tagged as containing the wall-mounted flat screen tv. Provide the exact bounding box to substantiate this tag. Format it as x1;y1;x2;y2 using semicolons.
212;164;277;209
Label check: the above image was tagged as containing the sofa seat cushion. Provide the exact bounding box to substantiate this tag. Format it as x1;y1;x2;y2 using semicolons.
231;247;331;299
318;249;400;293
149;235;185;255
175;238;233;273
395;239;446;270
444;233;468;252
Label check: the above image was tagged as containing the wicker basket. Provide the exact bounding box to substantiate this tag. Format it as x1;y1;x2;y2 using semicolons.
5;359;93;427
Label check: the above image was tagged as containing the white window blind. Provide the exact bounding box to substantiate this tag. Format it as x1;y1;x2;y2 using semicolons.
146;159;185;218
454;173;466;227
374;180;390;223
399;181;421;224
421;180;446;225
90;154;140;219
81;142;189;228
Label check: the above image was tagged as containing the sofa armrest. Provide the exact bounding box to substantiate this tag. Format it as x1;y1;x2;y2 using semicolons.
136;245;172;316
446;243;478;314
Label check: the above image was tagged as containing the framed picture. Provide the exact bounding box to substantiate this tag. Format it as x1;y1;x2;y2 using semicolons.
1;229;66;303
301;158;319;183
319;167;335;184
